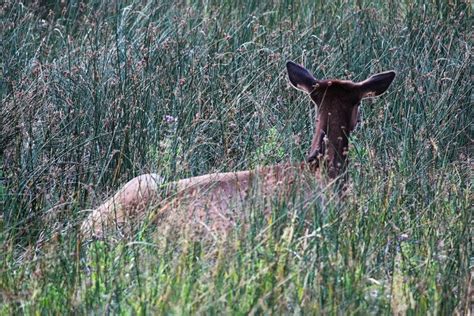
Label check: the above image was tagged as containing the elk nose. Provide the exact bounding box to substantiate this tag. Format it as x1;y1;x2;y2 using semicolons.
306;147;324;163
306;154;320;170
306;153;317;163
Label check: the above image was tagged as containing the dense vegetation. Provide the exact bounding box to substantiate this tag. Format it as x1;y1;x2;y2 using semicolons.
1;0;471;314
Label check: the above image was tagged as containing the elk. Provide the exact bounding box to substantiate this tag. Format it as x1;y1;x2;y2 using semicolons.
80;61;395;238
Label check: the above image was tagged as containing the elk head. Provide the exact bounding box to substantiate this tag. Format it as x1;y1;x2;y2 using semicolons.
286;61;395;178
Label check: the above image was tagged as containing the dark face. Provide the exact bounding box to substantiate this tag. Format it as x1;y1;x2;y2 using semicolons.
286;61;396;178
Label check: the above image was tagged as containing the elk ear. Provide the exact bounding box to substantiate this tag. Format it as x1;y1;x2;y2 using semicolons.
358;71;396;98
286;61;318;94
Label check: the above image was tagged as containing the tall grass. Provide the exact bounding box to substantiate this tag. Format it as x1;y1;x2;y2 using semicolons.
1;0;471;314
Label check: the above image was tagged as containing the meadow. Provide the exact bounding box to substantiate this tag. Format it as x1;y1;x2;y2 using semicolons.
1;0;472;314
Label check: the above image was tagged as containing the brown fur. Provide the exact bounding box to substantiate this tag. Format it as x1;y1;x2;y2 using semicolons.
80;62;395;238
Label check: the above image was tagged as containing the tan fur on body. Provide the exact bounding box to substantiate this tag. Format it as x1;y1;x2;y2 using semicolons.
81;163;322;238
80;61;395;239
